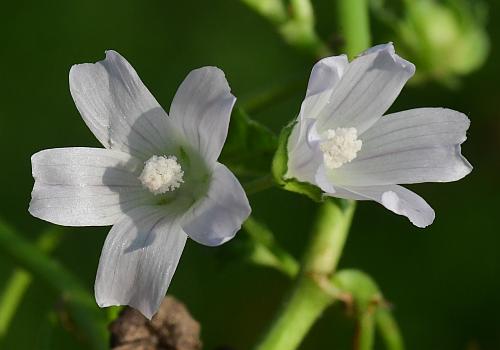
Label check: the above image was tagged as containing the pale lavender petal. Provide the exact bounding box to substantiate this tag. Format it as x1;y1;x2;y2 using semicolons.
169;67;236;165
316;43;415;134
331;108;472;186
326;184;435;228
182;163;250;246
69;51;175;159
95;206;187;319
300;55;349;120
29;147;148;226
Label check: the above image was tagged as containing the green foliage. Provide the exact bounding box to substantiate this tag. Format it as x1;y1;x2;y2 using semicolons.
243;217;300;278
375;0;490;84
221;107;278;177
0;220;107;350
271;120;324;202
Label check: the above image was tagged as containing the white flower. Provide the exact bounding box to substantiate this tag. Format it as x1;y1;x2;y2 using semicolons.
286;43;472;228
28;51;251;318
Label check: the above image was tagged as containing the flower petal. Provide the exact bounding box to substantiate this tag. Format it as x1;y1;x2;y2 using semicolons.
29;148;148;226
169;67;236;165
300;55;349;120
286;118;322;183
69;50;175;159
95;206;187;319
326;185;435;228
316;43;415;134
359;108;470;150
331;108;472;186
182;163;250;246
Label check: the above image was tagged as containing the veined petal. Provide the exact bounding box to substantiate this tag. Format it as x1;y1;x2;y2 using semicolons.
331;108;472;186
95;206;187;319
29;148;148;226
169;67;236;166
69;51;175;159
332;146;471;186
300;55;349;120
286;118;322;183
316;43;415;134
182;163;250;246
327;185;435;228
359;108;470;151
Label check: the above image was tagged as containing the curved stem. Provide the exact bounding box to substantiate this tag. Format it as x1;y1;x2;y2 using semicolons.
255;276;334;350
0;228;62;337
244;217;300;278
0;220;107;350
354;310;376;350
376;308;405;350
254;199;355;350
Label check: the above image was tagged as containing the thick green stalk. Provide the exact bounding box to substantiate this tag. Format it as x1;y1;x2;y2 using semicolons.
254;199;355;350
303;200;355;274
0;228;62;337
376;308;405;350
338;0;371;57
0;220;107;350
255;276;334;350
354;311;376;350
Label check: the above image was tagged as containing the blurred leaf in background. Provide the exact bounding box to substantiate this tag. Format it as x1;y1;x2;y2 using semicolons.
372;0;490;85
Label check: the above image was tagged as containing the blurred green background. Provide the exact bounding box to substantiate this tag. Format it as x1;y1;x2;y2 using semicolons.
0;0;499;349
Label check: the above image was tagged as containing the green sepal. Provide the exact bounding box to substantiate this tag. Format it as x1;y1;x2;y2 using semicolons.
271;119;324;202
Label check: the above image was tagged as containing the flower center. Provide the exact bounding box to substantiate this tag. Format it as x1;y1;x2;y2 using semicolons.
139;155;184;195
319;127;362;169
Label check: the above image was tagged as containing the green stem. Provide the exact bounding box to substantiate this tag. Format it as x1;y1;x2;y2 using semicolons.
240;0;330;57
376;308;405;350
244;217;300;278
0;220;107;350
338;0;371;58
0;228;62;337
280;0;331;57
354;311;376;350
254;199;356;350
244;174;276;195
303;200;356;274
255;276;334;350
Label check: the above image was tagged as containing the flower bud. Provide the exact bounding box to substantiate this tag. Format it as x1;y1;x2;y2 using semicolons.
396;0;489;83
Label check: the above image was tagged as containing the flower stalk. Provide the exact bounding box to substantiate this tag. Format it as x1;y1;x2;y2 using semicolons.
254;199;355;350
376;307;405;350
338;0;371;58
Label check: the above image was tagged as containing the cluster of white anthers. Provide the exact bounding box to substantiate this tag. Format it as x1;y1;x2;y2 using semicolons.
29;51;251;319
287;43;471;228
319;127;362;169
139;155;184;194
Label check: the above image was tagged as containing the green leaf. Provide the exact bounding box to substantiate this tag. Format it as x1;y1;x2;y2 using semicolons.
221;107;278;177
271;120;324;202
